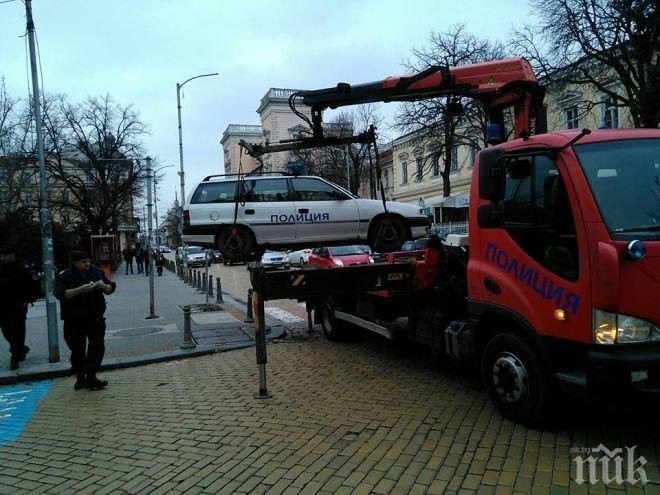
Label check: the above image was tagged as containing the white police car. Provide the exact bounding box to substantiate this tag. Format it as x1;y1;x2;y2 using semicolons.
183;175;429;261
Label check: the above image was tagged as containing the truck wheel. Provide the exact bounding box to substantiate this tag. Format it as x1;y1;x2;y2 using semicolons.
481;333;553;425
217;226;256;262
320;301;345;341
369;215;407;253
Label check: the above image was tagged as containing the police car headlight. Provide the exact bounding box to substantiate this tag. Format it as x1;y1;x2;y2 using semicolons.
593;309;660;344
333;259;344;267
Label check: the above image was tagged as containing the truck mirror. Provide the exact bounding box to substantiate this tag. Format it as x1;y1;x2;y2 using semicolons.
477;204;504;228
478;148;506;201
506;157;532;180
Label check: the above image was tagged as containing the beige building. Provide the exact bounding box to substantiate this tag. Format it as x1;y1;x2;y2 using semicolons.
383;78;633;232
221;88;312;175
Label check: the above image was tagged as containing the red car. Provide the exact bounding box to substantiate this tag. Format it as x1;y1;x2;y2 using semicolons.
307;245;375;268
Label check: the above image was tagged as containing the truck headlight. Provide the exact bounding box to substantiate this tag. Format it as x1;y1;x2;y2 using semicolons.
593;309;660;344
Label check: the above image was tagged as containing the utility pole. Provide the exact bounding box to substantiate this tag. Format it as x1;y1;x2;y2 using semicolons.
26;0;59;362
146;157;158;319
153;176;159;246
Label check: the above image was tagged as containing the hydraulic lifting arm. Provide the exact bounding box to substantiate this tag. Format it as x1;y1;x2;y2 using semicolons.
240;57;545;157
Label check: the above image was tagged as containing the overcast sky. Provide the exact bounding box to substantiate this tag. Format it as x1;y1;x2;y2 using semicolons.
1;0;533;220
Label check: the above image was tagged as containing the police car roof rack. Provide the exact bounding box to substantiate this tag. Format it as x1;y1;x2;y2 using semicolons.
202;171;290;181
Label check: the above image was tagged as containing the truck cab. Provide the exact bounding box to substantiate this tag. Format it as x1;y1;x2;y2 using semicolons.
471;129;660;421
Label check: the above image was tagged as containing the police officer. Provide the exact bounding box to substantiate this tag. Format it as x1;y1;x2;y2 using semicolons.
54;251;116;390
0;243;40;370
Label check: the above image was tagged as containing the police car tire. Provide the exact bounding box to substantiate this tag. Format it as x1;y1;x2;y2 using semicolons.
369;215;407;253
217;227;257;262
481;333;553;426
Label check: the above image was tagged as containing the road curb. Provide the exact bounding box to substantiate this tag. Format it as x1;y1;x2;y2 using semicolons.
0;347;217;386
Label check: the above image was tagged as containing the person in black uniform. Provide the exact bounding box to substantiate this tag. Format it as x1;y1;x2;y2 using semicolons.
0;244;40;370
54;251;116;390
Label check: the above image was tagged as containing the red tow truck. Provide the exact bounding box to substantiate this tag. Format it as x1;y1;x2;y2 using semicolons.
244;58;660;424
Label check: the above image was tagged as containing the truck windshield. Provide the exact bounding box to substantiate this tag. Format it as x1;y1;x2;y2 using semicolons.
574;138;660;239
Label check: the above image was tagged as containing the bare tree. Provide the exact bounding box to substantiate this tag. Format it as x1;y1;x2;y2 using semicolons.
40;93;150;235
394;24;505;197
287;104;383;196
510;0;658;128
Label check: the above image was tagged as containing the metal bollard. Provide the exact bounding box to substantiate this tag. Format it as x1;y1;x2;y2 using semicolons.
306;300;314;334
244;288;254;323
216;276;224;303
208;275;213;297
188;268;193;286
180;305;196;349
202;272;207;293
197;271;202;290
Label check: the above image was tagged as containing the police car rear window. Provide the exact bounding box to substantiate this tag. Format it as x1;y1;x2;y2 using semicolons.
191;181;238;204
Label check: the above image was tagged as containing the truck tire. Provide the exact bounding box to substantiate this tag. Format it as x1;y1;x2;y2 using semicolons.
320;300;346;341
481;333;553;425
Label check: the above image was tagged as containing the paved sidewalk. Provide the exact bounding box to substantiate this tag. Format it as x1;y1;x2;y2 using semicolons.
0;330;658;494
0;264;285;384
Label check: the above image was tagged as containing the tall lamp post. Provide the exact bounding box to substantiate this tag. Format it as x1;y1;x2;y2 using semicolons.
176;72;218;280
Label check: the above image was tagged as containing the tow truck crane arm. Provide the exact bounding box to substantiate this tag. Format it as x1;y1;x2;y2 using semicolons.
240;57;545;157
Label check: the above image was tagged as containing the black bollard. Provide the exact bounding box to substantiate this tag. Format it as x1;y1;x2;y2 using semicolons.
244;288;254;323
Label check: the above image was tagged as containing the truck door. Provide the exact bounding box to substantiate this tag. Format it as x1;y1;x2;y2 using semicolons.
477;154;589;341
240;177;295;242
290;177;359;241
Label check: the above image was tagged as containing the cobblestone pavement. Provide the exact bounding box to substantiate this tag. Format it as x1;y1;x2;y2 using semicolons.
1;326;659;494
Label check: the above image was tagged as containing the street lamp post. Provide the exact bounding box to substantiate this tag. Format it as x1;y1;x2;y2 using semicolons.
176;72;218;281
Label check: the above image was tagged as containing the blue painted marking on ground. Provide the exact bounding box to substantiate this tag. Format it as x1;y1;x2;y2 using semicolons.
0;381;52;446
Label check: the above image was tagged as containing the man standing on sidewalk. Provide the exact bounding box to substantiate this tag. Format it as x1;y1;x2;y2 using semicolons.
0;244;40;371
54;251;116;390
122;244;134;274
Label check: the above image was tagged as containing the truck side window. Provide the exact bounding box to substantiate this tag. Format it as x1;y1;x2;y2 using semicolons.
503;156;579;281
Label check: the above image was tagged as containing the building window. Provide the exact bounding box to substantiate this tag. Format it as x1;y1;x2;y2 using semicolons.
563;105;579;129
431;156;439;176
602;95;619;128
62;209;70;223
468;145;479;168
450;146;459;173
384;170;389;188
416;158;423;182
85;171;94;185
401;161;408;184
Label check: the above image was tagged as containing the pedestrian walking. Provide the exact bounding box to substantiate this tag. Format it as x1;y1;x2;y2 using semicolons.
134;243;144;274
155;251;165;276
122;244;134;274
54;251;116;390
0;244;40;371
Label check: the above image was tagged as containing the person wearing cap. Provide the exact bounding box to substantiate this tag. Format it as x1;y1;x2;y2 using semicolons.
0;244;40;371
54;251;116;390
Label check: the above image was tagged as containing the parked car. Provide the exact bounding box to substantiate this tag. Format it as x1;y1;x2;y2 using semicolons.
260;250;291;268
183;175;430;261
288;248;312;266
307;245;374;269
158;245;172;253
207;249;223;263
401;237;430;251
184;246;210;267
